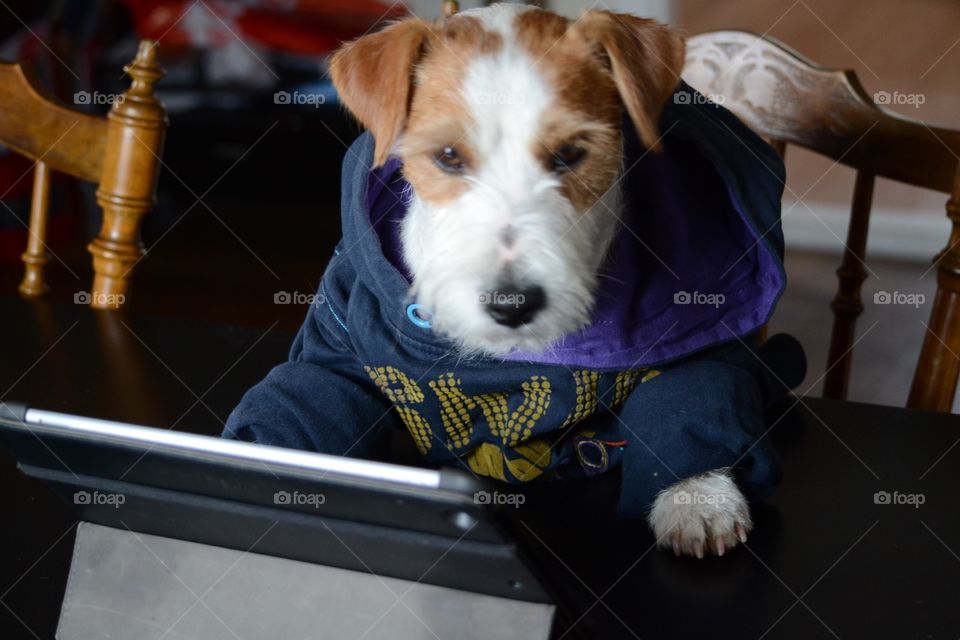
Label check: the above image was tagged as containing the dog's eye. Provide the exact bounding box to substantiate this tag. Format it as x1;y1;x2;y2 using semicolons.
551;145;587;172
433;146;465;173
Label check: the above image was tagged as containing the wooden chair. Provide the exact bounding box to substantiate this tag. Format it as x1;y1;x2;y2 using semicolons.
0;40;167;309
683;30;960;412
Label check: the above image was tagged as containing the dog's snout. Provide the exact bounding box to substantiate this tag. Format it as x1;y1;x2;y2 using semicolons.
485;285;546;327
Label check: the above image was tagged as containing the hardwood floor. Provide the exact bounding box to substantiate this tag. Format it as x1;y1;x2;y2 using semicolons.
770;251;947;410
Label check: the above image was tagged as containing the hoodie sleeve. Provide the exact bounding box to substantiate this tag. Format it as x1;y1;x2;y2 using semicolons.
614;335;803;518
222;298;398;460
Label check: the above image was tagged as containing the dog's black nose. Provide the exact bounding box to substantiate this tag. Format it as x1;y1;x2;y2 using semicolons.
484;285;546;327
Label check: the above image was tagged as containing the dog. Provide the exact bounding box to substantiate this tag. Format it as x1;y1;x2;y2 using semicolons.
333;3;746;558
227;3;802;559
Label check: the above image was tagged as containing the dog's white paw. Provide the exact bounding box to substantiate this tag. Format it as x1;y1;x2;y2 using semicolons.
648;470;752;558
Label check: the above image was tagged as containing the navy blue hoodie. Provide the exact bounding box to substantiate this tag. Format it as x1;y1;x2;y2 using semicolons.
224;85;805;518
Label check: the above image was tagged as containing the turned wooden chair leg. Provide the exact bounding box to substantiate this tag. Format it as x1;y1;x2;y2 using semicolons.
909;183;960;411
18;160;51;298
823;171;875;399
86;40;166;309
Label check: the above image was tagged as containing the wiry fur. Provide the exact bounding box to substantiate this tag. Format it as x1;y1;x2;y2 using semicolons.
401;167;623;358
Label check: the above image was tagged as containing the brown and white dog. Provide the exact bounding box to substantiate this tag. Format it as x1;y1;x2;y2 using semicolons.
330;3;751;558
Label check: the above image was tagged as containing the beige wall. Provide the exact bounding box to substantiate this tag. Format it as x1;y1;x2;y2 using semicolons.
406;0;672;21
549;0;672;21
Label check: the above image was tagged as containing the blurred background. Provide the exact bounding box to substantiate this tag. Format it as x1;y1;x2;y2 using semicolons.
0;0;958;408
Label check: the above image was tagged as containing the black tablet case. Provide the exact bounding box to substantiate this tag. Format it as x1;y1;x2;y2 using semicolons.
0;406;551;604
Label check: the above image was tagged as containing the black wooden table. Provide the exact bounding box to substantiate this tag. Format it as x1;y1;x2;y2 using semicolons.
1;297;958;639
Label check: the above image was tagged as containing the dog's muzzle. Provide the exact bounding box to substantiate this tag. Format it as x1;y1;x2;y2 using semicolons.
484;285;546;328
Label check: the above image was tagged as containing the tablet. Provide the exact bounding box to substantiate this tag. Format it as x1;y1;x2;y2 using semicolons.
0;402;551;603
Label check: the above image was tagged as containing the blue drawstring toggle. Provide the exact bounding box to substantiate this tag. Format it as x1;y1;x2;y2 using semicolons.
406;303;433;329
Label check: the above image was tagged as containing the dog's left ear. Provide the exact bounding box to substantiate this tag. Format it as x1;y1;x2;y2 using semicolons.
571;11;685;151
330;19;433;166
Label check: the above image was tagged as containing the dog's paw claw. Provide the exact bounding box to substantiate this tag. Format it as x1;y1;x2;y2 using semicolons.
692;540;704;559
735;521;748;544
648;470;753;559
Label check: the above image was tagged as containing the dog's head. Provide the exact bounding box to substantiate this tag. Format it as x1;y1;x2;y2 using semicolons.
331;4;684;356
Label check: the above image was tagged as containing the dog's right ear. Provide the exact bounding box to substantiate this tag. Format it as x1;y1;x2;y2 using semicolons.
330;19;433;167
